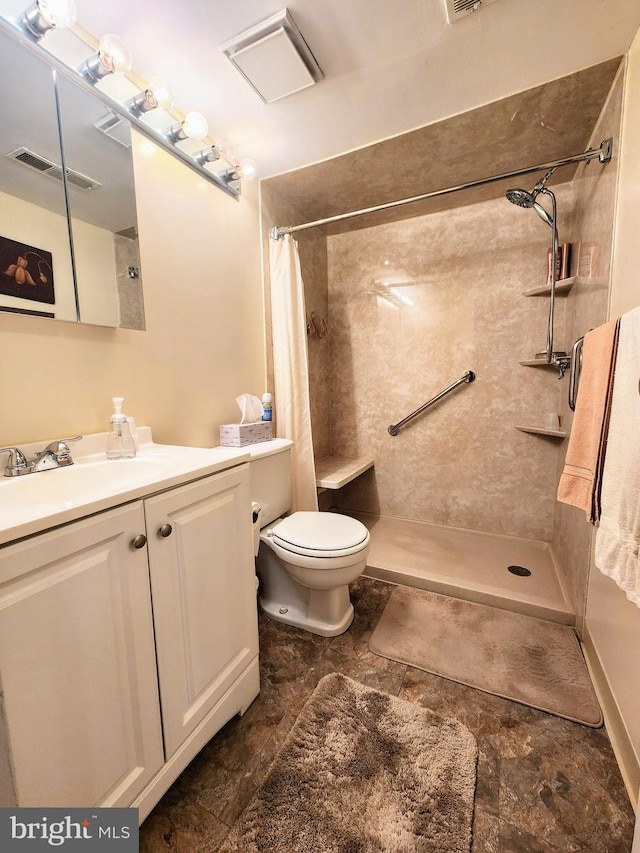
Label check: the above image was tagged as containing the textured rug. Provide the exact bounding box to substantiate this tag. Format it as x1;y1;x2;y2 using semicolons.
369;586;602;727
219;673;477;853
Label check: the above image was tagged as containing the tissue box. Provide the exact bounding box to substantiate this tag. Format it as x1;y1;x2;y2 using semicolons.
219;422;272;447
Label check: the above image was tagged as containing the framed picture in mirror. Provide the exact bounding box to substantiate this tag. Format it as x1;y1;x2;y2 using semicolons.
0;234;55;304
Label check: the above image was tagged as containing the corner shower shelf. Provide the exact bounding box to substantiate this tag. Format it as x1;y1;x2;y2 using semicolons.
522;277;575;297
516;425;567;439
315;456;374;490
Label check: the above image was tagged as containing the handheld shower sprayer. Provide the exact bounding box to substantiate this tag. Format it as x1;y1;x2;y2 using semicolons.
505;168;565;371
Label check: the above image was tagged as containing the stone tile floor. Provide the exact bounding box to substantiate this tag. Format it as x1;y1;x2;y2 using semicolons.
140;578;636;852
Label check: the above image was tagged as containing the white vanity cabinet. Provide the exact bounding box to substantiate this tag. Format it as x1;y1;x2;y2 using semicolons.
0;458;259;819
0;501;164;808
144;466;259;758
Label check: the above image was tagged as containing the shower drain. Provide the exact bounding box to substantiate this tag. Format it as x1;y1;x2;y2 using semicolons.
508;565;532;577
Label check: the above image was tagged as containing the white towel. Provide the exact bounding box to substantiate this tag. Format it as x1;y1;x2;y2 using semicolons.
595;305;640;607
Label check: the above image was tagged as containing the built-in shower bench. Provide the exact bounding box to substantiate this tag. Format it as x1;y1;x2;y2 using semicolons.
315;456;374;490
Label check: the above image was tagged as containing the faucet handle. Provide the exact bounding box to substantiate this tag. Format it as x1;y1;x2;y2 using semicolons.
0;447;29;477
44;436;82;464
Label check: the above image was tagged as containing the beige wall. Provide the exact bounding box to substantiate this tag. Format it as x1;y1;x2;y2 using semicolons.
0;133;266;449
585;26;640;808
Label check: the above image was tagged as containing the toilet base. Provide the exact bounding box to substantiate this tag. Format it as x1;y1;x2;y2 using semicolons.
256;540;356;637
259;591;354;637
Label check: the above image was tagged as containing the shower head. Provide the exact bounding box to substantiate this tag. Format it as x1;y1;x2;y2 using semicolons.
505;188;536;208
505;166;558;220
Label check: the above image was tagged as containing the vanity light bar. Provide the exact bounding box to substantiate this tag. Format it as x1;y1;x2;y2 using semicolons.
1;12;247;197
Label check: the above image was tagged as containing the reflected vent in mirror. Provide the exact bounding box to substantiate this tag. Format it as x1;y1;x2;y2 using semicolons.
6;147;101;191
444;0;499;23
93;111;132;148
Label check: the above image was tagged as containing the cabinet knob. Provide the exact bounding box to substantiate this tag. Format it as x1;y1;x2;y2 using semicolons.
131;534;147;549
159;523;173;538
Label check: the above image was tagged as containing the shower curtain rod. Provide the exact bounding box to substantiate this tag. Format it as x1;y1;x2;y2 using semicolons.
270;138;613;239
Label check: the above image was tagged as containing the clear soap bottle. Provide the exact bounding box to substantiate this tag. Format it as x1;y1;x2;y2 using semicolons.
106;397;136;459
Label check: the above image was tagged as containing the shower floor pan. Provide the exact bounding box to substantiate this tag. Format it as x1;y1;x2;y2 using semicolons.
350;511;574;626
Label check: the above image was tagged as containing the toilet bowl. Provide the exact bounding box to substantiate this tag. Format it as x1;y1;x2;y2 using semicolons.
257;511;370;637
243;438;370;637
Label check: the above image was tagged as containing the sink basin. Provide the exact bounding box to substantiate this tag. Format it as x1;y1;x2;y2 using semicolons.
0;435;251;545
0;457;166;510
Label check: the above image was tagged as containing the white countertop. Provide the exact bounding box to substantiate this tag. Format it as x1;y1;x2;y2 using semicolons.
0;428;250;547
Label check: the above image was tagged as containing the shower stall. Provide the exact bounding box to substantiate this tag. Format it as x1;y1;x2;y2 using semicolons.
263;62;625;636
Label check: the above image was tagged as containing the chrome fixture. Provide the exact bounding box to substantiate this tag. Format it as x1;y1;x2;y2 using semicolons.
0;436;82;477
568;336;584;411
0;447;29;477
223;158;258;183
20;0;76;41
164;111;209;145
125;77;173;117
194;145;222;167
270;139;613;239
506;169;566;371
78;33;132;83
388;370;475;436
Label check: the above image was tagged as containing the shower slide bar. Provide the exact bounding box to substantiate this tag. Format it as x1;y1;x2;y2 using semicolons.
388;370;475;436
270;139;612;239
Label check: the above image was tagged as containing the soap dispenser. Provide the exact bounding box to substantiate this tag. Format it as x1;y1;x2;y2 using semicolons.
106;397;136;459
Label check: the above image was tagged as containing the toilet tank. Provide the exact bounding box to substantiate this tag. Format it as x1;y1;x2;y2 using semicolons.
246;438;293;526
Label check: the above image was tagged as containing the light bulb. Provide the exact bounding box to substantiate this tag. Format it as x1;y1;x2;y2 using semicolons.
98;33;132;75
182;111;208;141
37;0;76;27
236;158;257;180
21;0;76;39
148;77;174;111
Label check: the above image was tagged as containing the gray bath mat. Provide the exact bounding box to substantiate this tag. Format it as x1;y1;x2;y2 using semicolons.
219;672;477;853
369;586;602;727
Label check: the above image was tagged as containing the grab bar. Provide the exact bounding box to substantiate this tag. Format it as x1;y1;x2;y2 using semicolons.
568;336;584;411
388;370;476;436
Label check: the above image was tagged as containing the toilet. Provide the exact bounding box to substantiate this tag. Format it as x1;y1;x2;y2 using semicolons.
247;438;370;637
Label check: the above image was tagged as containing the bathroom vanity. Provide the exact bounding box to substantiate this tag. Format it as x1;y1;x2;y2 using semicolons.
0;430;259;820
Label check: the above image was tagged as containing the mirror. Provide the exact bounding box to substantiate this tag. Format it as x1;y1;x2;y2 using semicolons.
56;74;145;329
0;24;145;329
0;26;77;322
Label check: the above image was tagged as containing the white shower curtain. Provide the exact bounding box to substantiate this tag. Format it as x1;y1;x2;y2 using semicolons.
269;234;318;512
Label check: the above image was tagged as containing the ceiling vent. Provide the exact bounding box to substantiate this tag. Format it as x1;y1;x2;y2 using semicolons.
444;0;499;23
221;8;323;104
6;147;101;191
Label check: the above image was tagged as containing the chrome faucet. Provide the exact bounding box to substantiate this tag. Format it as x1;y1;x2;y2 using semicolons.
0;436;82;477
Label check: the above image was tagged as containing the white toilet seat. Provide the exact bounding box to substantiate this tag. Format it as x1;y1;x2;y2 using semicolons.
269;511;370;559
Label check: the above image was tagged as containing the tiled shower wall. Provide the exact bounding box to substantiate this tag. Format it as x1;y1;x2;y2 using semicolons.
324;187;572;541
552;64;624;626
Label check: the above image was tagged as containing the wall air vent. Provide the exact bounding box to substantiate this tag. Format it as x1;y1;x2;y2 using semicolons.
444;0;499;23
5;147;101;191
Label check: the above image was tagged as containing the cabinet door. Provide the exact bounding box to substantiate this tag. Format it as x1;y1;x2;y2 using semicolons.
145;464;258;757
0;503;164;807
